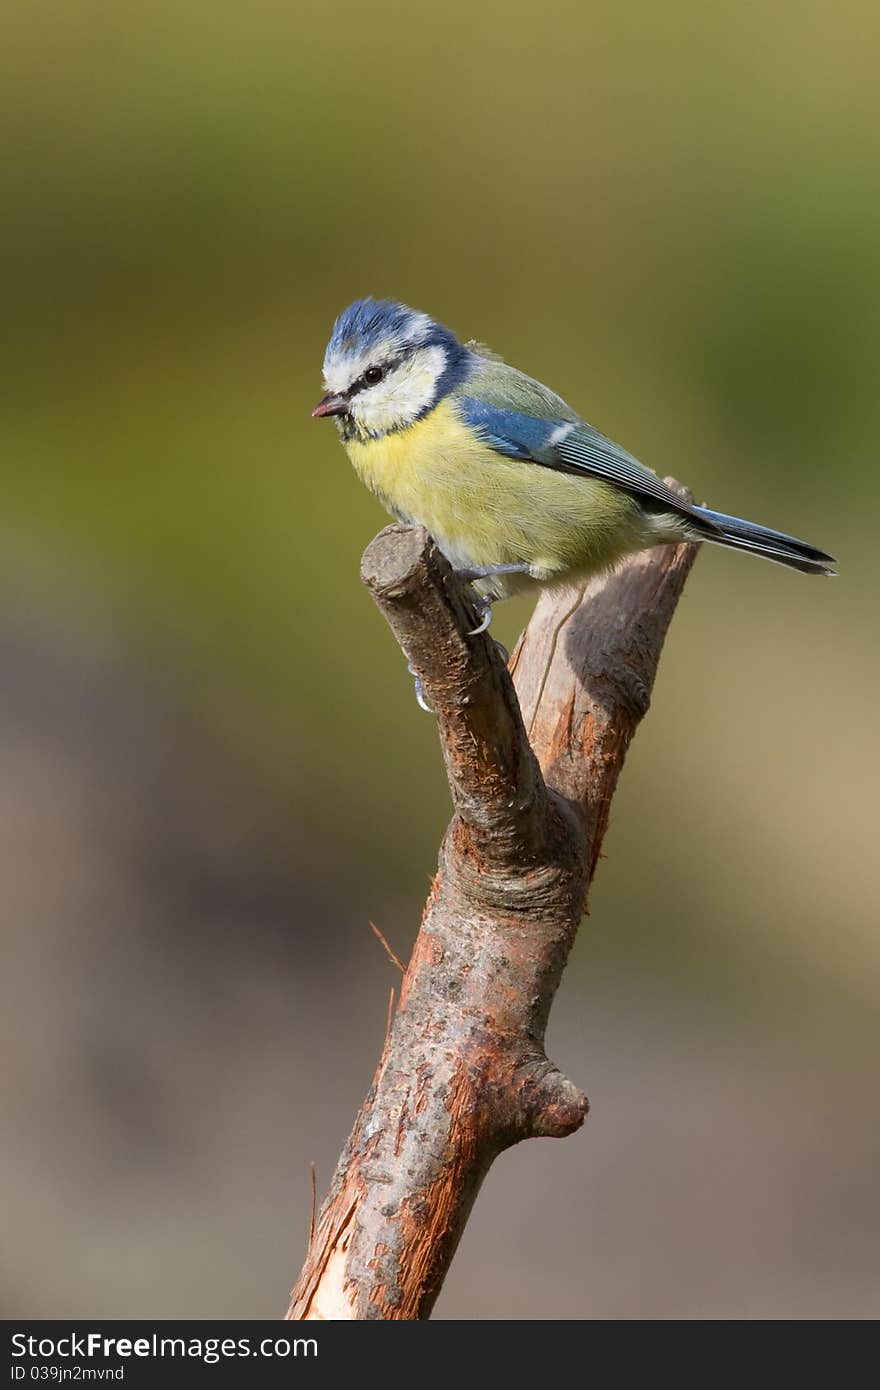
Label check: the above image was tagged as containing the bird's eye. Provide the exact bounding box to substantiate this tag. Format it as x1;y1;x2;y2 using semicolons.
364;366;384;385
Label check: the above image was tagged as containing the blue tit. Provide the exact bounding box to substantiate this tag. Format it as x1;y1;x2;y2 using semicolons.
313;297;835;650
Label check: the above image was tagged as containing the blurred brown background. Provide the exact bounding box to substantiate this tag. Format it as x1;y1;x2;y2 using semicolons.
1;0;878;1319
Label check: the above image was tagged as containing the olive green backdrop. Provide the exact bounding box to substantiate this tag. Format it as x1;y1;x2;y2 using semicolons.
2;0;877;1318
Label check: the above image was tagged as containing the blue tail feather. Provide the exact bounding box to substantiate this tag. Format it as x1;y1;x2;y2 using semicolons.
693;507;836;576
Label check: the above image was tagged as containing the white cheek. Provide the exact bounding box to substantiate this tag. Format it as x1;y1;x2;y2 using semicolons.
353;346;447;434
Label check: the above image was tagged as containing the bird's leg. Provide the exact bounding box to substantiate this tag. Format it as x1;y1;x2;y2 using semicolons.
454;563;530;637
455;563;531;583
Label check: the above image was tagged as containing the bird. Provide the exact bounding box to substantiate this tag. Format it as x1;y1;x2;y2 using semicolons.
313;298;835;701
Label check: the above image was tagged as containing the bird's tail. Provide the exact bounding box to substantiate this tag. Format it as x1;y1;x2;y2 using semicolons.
692;506;836;576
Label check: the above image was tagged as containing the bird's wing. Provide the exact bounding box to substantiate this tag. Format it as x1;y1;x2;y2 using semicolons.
458;357;712;526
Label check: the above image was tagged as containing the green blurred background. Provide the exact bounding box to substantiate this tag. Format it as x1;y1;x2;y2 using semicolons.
2;0;878;1318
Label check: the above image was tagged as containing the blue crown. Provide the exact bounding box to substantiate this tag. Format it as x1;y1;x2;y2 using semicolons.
325;298;463;363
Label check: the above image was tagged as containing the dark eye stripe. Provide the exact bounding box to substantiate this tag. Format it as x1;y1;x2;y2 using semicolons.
347;355;402;397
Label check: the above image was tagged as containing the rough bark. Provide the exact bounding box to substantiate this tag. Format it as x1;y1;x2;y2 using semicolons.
287;492;698;1320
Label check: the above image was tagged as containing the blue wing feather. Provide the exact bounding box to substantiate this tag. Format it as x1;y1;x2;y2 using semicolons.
456;398;560;461
456;395;710;526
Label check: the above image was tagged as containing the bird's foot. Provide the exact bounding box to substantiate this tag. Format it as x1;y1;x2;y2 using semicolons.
454;564;529;637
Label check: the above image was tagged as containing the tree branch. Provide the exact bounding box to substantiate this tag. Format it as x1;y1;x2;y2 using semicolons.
287;490;698;1320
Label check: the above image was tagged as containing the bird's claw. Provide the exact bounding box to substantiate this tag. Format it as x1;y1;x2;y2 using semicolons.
406;625;507;711
407;661;433;713
468;599;493;636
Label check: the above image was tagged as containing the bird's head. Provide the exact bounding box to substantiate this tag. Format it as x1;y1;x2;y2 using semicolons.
313;298;471;439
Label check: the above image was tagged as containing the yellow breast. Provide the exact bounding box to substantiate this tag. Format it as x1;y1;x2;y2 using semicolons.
345;401;490;536
343;397;647;581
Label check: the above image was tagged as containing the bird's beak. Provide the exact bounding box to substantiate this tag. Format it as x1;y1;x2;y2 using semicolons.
311;393;349;419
